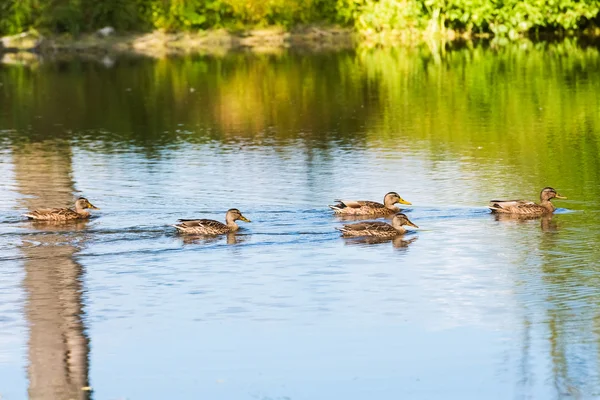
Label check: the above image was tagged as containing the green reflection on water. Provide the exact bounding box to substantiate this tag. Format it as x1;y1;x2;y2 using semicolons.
359;41;600;198
3;41;599;202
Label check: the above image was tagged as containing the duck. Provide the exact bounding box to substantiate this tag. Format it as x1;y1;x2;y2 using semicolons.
489;187;567;215
23;197;99;221
173;208;250;235
329;192;411;216
336;213;419;238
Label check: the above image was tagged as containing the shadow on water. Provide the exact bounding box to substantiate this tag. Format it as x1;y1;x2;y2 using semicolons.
12;141;91;400
28;219;92;232
341;233;418;251
333;211;412;222
179;232;249;246
493;213;559;233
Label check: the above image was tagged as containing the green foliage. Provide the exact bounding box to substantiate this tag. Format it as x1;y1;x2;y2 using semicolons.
334;0;365;24
140;0;339;31
352;0;600;40
143;0;229;31
440;0;600;37
0;0;599;38
83;0;142;31
0;0;35;35
356;0;424;35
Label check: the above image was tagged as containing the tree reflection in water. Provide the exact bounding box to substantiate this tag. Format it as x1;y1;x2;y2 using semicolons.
13;141;91;400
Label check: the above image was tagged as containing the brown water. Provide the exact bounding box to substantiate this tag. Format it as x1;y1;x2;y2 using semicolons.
0;40;600;399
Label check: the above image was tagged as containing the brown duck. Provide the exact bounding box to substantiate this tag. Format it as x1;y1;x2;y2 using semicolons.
173;208;251;235
329;192;411;216
489;187;567;215
23;197;99;221
336;213;419;238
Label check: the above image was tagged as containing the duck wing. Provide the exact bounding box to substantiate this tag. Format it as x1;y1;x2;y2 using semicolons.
357;201;386;209
337;221;397;235
329;199;360;210
23;207;78;220
176;219;227;229
488;200;542;214
329;200;384;210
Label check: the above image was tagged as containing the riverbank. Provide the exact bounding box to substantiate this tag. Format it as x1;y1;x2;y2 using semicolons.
0;26;356;59
2;25;600;67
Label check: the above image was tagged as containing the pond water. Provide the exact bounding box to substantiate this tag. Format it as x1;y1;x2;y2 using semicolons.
0;40;600;400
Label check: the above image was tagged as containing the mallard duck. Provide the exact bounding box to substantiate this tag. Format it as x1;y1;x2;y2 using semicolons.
336;213;418;238
173;208;250;235
23;197;99;221
329;192;411;216
489;187;567;215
